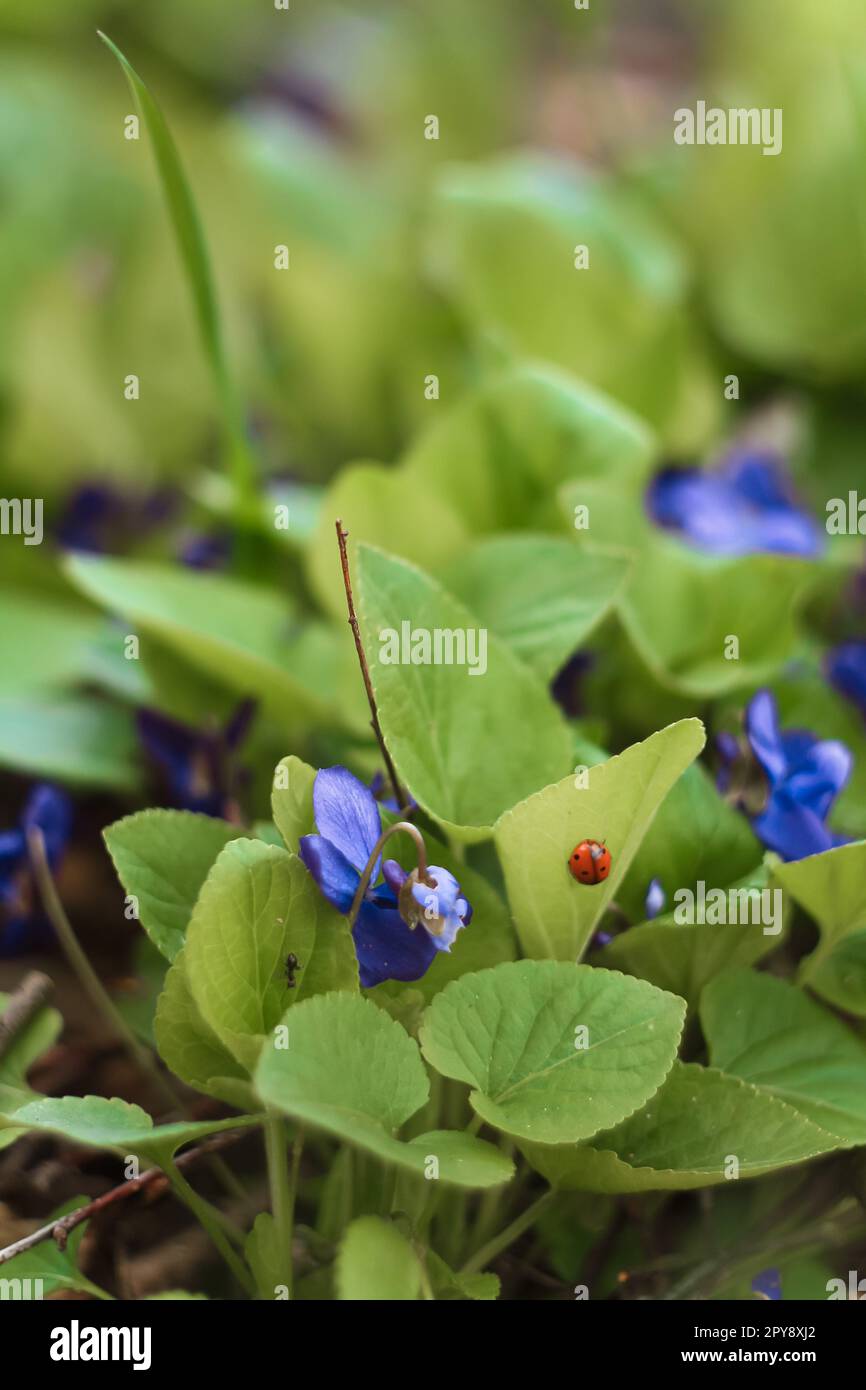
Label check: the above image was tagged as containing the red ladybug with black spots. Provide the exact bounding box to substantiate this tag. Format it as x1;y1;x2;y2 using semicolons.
568;839;611;886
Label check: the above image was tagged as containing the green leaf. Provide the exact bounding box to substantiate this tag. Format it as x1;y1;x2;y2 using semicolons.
254;821;285;848
0;1197;103;1300
0;992;62;1095
154;953;257;1110
307;461;468;620
336;1216;423;1301
444;534;632;682
426;1253;500;1301
0;990;62;1147
616;764;762;925
0;591;103;697
97;32;254;510
2;1095;259;1163
419;961;685;1143
597;869;780;1011
245;1213;286;1301
0;694;138;791
522;1062;843;1193
701;969;866;1144
184;839;354;1073
618;542;811;697
494;718;706;959
775;842;866;1016
104;810;246;962
402;362;655;534
357;545;571;842
556;475;652;551
64;555;339;734
255;993;513;1187
270;754;316;853
430;157;711;440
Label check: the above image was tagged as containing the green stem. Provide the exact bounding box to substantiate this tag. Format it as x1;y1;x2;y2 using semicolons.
461;1190;555;1277
265;1114;295;1297
28;828;249;1212
164;1159;255;1295
468;1142;517;1255
287;1127;305;1258
27;829;178;1115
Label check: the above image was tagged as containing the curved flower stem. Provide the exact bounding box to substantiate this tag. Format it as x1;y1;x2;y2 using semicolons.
347;821;435;927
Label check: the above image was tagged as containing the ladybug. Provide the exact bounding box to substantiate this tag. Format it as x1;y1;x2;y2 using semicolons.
568;839;611;886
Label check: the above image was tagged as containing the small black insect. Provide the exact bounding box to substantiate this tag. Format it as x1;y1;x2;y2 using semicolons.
285;953;301;989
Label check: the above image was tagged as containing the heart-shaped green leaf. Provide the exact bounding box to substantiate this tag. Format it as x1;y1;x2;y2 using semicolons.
357;544;571;842
402;362;655;534
618;541;811;698
445;534;631;682
308;462;467;620
184;838;357;1073
64;555;339;733
419;960;685;1143
597;865;781;1010
3;1095;260;1164
522;1061;842;1193
154;953;257;1109
270;754;316;853
615;763;762;925
104;810;246;962
336;1216;423;1301
255;992;513;1188
701;968;866;1143
775;842;866;1017
494;718;706;959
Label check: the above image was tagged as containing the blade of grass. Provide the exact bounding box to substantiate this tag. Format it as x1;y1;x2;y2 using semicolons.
98;31;259;528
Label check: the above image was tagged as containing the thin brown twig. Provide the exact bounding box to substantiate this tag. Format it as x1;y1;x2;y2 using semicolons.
335;518;405;811
0;971;53;1062
0;1129;247;1266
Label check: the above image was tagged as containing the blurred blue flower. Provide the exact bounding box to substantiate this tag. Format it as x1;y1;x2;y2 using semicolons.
718;690;851;861
588;927;615;950
645;878;666;919
827;641;866;720
369;771;416;816
0;785;72;957
56;483;177;555
751;1268;782;1300
551;651;594;718
137;701;255;819
178;531;232;572
646;451;821;557
299;766;470;988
